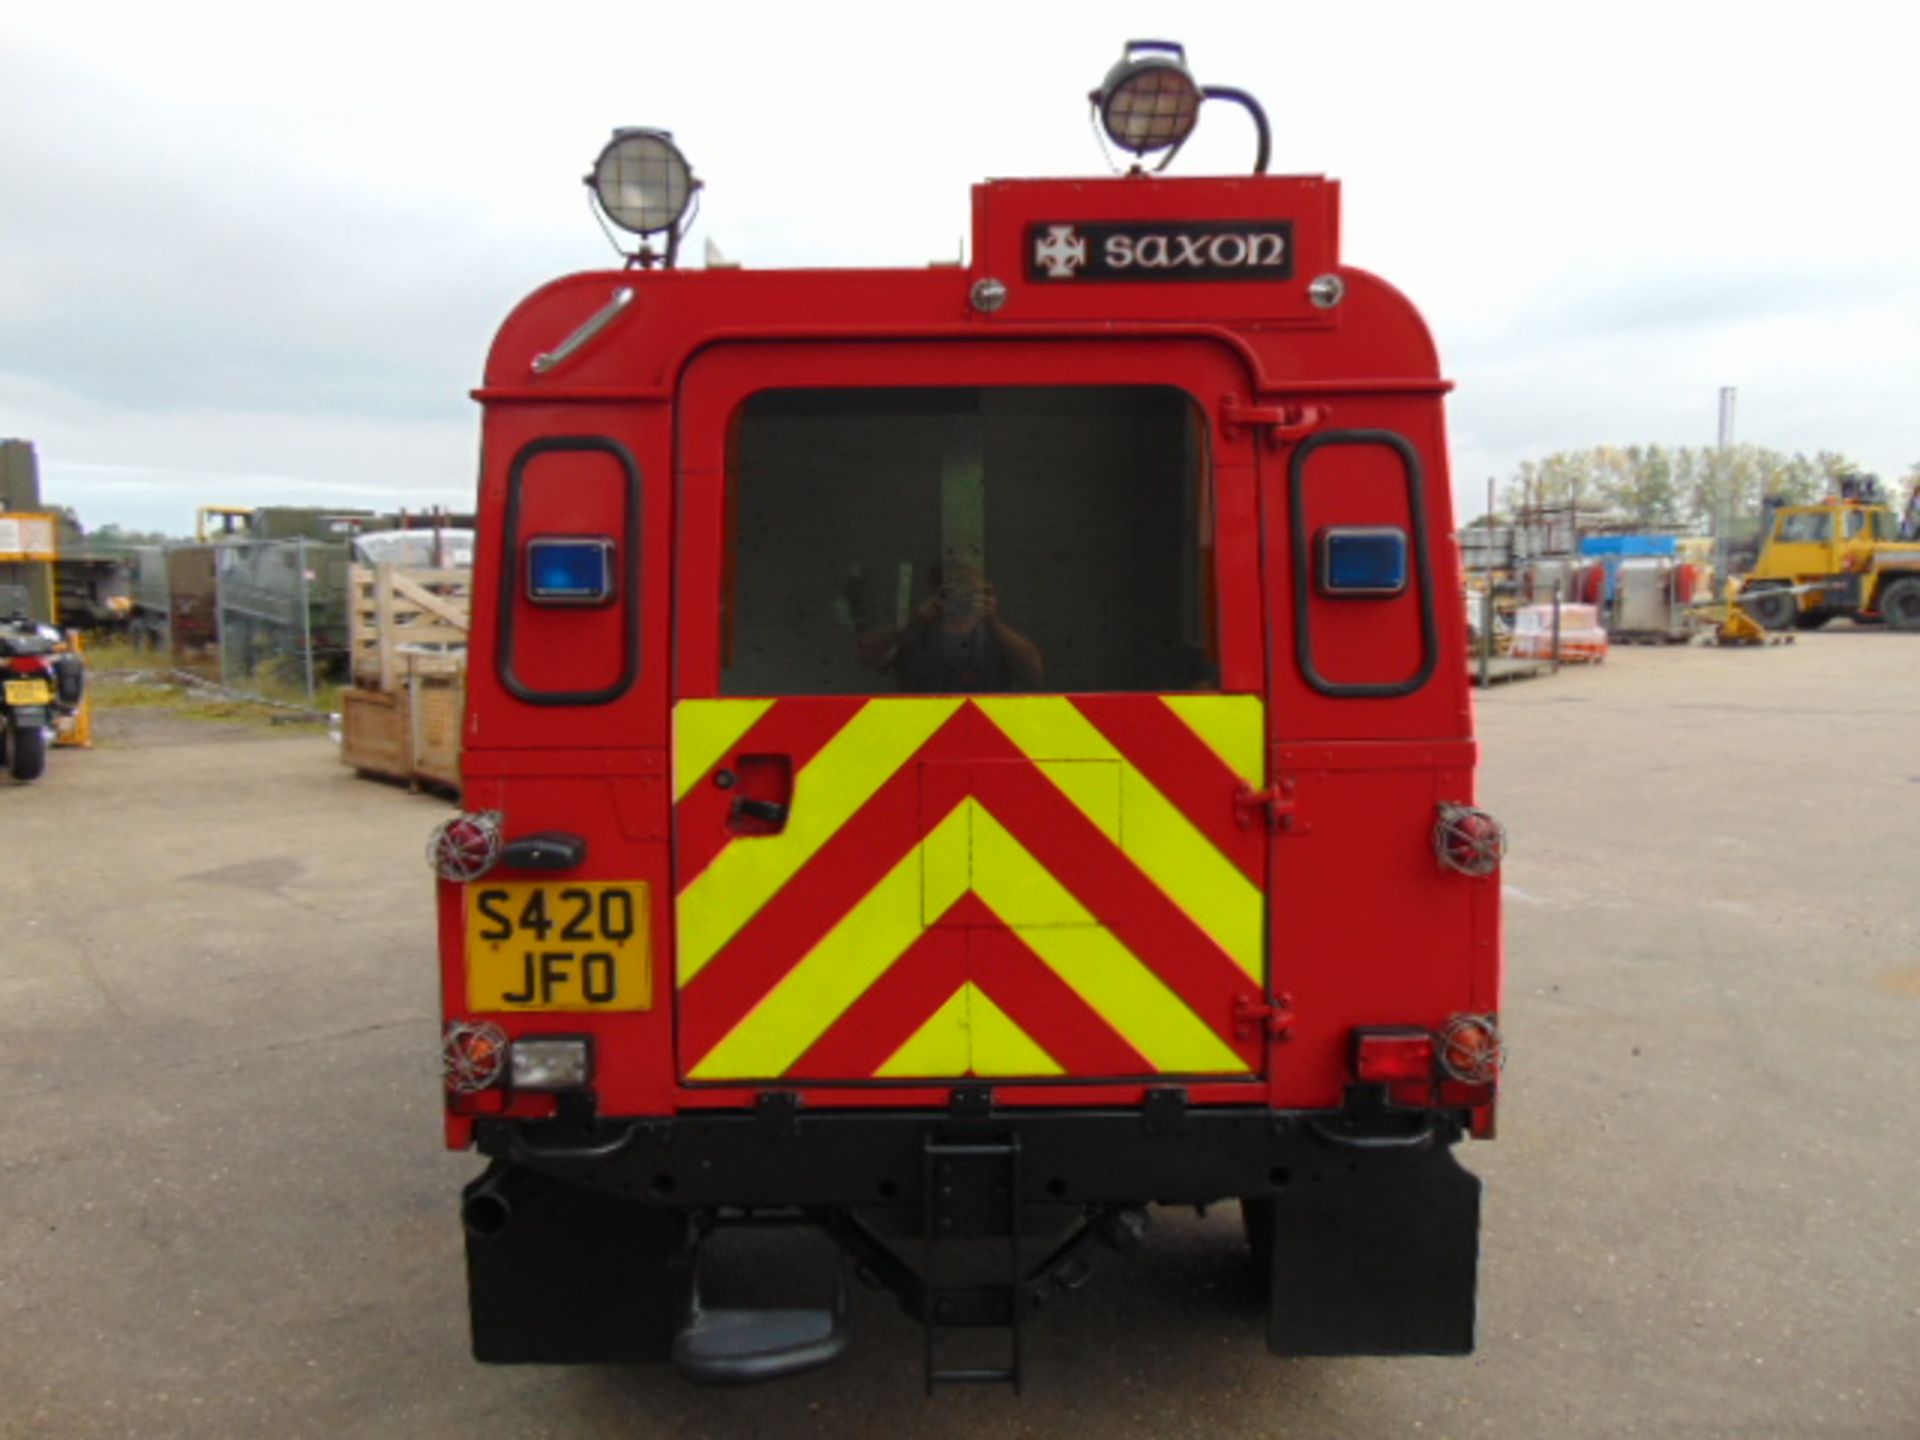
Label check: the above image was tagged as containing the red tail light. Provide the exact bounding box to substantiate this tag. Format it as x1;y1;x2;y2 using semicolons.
5;657;52;677
1353;1028;1436;1083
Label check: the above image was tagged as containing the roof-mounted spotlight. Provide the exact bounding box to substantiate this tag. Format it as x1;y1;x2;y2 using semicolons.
1090;40;1272;176
586;128;701;268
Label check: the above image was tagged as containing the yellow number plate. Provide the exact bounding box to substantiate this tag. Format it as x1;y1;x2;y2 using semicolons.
4;679;50;706
465;882;651;1012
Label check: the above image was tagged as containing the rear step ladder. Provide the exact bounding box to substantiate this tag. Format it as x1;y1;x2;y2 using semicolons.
922;1136;1024;1392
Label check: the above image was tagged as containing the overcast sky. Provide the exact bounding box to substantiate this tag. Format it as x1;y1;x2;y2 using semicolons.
3;2;1916;534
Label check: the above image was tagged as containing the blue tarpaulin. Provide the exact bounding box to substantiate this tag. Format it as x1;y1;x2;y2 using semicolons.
1579;535;1677;558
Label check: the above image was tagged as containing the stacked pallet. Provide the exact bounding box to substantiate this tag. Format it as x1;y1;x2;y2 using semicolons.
341;563;469;790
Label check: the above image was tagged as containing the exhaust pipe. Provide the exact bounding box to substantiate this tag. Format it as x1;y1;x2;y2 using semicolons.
461;1164;535;1239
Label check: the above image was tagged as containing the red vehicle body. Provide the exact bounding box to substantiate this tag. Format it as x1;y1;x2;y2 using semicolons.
434;134;1504;1386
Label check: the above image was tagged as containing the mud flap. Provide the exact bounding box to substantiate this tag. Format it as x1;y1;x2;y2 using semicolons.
1263;1139;1481;1356
462;1161;691;1363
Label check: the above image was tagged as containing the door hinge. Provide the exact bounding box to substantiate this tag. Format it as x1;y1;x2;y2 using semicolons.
1234;992;1295;1043
1219;396;1330;447
1234;779;1303;834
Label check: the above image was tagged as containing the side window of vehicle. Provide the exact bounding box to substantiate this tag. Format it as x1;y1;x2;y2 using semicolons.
717;386;1217;697
1777;513;1831;544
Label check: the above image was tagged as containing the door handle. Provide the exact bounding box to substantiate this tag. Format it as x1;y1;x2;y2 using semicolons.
731;798;789;825
499;832;588;871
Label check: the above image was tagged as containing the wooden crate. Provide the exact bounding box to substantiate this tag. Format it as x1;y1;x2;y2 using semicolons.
341;688;409;781
342;670;466;791
411;674;464;788
349;563;471;690
345;561;470;791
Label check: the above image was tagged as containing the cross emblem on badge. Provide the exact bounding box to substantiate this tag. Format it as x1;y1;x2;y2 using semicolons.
1033;224;1087;279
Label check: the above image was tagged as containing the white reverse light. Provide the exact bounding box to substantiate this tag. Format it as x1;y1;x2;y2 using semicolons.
510;1038;592;1090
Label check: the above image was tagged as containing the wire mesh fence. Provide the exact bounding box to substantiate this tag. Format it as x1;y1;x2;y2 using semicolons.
212;538;353;706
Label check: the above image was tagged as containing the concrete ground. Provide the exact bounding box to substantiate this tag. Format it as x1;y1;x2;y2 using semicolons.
3;632;1917;1438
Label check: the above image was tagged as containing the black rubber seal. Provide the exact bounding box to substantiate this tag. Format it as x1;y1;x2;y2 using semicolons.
1289;430;1438;699
497;436;642;707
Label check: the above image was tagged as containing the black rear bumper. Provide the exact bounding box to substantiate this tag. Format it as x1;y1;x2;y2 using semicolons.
464;1097;1483;1368
475;1098;1463;1210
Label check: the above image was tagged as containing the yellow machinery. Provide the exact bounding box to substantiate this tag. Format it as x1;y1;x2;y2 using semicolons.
195;505;258;542
1697;582;1784;647
1738;497;1920;631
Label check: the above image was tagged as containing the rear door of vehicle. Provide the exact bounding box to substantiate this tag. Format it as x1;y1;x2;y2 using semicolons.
1257;409;1489;1110
670;340;1270;1088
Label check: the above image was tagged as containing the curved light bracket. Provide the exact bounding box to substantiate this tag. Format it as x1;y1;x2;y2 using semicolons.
1198;85;1271;175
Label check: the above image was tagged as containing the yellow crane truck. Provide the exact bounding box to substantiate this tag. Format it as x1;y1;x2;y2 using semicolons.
1739;495;1920;631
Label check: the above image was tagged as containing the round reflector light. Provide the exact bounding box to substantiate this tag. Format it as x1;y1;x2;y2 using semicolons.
427;810;503;882
1438;1014;1507;1084
589;128;696;237
444;1020;509;1093
1434;803;1507;877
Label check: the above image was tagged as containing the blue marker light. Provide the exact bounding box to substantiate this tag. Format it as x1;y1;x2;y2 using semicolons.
526;537;615;605
1318;527;1408;597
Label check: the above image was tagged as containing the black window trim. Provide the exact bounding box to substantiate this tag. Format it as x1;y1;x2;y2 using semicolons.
497;435;643;707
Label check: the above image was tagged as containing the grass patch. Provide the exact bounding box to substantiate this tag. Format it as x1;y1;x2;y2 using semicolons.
80;639;339;730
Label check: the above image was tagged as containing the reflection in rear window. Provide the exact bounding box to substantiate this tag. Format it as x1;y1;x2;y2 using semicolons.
719;387;1217;697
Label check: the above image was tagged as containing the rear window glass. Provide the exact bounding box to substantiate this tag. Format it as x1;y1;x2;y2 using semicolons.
719;386;1216;697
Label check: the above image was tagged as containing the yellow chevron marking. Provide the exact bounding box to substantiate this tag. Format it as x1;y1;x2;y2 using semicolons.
1009;923;1249;1074
688;832;935;1080
1035;761;1120;842
874;982;1064;1079
1160;694;1265;786
677;697;962;983
920;794;971;926
1120;771;1263;981
976;695;1120;764
874;983;971;1078
684;697;1257;1081
978;695;1262;981
966;985;1065;1077
967;807;1247;1074
674;699;774;801
970;802;1094;928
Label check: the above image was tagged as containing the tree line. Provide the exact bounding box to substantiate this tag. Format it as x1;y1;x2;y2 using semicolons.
1491;446;1920;534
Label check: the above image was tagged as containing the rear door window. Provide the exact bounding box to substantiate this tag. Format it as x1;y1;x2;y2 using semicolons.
718;386;1216;696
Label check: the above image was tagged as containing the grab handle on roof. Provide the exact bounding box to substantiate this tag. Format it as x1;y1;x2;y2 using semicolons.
531;286;635;376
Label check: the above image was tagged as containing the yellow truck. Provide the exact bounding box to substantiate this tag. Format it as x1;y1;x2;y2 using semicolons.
1739;498;1920;631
